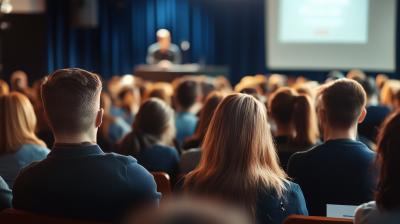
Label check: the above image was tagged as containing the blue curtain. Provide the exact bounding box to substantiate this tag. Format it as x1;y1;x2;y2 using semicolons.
46;0;399;85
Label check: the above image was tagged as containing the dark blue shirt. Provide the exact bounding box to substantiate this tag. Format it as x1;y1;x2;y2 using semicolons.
175;111;198;147
174;177;308;224
358;105;391;142
12;145;161;223
135;144;180;180
287;139;376;217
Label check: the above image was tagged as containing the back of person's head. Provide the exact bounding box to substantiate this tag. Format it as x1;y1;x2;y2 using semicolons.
119;98;175;156
380;80;400;107
240;88;260;101
41;68;102;134
318;78;366;129
144;87;171;105
0;80;9;96
346;69;366;80
354;76;377;99
176;80;200;109
0;92;46;155
376;74;389;89
326;70;345;83
293;82;317;99
183;93;288;217
186;91;225;143
269;87;319;146
374;110;400;210
10;70;28;92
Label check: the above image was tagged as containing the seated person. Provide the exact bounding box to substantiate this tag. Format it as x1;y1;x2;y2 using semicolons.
12;68;161;223
355;77;391;142
146;29;182;65
268;87;320;171
174;80;201;147
0;92;50;189
118;98;179;180
175;93;308;224
181;91;225;173
355;111;400;224
0;176;12;212
287;79;376;216
0;79;9;96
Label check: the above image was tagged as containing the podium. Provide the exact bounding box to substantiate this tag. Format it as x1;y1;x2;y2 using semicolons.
134;64;229;83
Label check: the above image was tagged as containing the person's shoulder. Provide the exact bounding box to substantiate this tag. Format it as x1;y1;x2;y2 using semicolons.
355;201;377;224
21;144;50;153
169;43;180;51
105;152;137;165
148;42;160;51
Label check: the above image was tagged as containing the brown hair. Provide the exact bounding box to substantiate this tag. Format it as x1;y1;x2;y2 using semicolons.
183;93;288;217
184;91;225;145
118;98;175;156
374;110;400;210
269;87;319;146
41;68;102;134
0;80;9;96
0;92;46;155
318;78;366;129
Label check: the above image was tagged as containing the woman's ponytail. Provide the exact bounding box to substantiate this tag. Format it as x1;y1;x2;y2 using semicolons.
292;94;319;146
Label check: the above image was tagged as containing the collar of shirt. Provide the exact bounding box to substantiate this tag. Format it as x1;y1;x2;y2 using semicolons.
53;141;97;148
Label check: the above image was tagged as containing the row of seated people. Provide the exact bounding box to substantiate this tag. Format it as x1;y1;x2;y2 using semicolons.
0;68;399;224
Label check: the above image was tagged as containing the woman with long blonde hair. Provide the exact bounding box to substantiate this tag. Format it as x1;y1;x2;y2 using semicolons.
0;92;49;188
175;93;308;224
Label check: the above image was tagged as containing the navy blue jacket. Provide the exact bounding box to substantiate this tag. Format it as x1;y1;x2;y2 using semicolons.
287;139;376;217
12;145;161;223
175;177;308;224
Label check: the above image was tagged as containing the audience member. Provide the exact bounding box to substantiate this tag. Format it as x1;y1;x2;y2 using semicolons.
268;87;320;171
287;79;376;216
97;92;118;152
0;80;9;96
392;90;400;111
12;68;161;223
326;70;345;83
32;78;55;149
355;111;400;224
119;98;179;179
175;93;308;224
380;80;400;108
101;91;131;143
355;77;391;142
9;71;34;101
0;176;12;212
0;92;49;188
143;86;172;106
346;69;366;80
376;74;389;90
180;91;225;173
174;80;201;146
118;88;140;125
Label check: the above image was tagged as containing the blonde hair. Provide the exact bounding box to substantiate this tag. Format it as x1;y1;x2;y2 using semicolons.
183;93;288;217
0;80;9;96
0;92;46;155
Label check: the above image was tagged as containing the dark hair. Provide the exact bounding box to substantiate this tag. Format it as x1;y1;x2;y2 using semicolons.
41;68;102;133
176;81;200;108
118;98;174;155
318;78;366;129
200;82;216;102
374;110;400;210
269;87;319;146
353;76;377;98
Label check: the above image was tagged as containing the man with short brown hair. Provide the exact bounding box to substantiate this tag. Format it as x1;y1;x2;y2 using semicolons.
287;78;376;217
12;68;161;223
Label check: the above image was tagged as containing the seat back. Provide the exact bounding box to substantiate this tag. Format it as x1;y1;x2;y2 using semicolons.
0;209;110;224
283;215;354;224
150;172;171;198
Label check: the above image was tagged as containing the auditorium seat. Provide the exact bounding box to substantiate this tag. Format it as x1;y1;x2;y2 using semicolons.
0;209;111;224
150;172;171;198
283;215;354;224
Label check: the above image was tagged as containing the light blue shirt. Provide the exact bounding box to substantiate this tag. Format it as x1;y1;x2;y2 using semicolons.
175;111;198;147
355;201;400;224
0;144;50;188
109;117;131;143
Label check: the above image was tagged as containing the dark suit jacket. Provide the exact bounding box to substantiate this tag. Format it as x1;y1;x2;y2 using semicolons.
12;145;161;223
287;139;376;216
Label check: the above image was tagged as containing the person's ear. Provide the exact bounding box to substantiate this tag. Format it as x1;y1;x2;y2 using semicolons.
96;108;104;128
358;108;367;123
43;111;51;127
318;108;327;124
